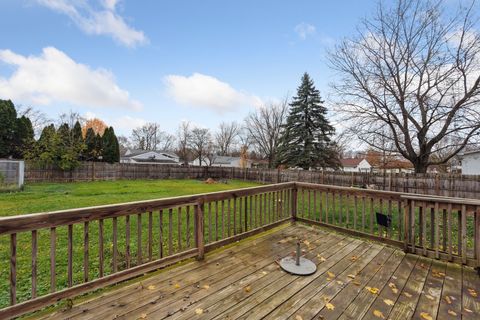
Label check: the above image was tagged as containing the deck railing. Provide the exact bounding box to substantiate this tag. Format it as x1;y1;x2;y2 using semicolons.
0;181;478;318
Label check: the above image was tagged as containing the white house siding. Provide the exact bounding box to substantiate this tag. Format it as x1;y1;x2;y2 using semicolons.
342;159;372;172
462;152;480;175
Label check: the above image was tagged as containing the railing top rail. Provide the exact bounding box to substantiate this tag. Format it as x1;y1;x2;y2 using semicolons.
295;181;405;198
0;182;295;235
400;194;480;206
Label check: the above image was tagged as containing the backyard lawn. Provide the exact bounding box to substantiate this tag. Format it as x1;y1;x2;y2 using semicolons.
0;179;261;216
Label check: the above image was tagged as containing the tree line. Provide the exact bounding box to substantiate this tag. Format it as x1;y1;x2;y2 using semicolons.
0;99;120;170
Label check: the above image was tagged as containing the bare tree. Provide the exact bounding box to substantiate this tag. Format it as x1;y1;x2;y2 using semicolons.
329;0;480;173
131;122;174;151
177;121;192;164
215;121;240;155
244;98;289;168
189;127;213;166
15;105;50;136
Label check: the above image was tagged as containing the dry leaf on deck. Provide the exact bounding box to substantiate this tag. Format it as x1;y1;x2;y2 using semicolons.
336;280;344;285
202;284;210;290
350;256;358;262
352;281;361;286
347;274;356;279
388;282;398;294
425;294;435;301
444;296;452;304
420;312;433;320
325;302;335;310
174;283;181;289
468;288;478;297
403;292;412;298
244;286;252;293
303;240;310;246
138;313;147;319
195;308;203;315
366;286;380;294
447;309;457;316
464;307;473;313
383;299;394;306
327;271;335;278
295;315;303;320
262;271;268;275
317;255;326;262
373;309;385;319
147;285;155;290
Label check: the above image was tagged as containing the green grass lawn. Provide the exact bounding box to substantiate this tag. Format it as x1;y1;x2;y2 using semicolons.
0;179;263;309
0;179;261;216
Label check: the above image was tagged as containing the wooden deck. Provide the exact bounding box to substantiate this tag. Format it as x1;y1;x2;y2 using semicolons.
37;224;480;320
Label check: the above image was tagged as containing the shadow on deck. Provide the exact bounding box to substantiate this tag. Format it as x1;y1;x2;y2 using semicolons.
37;223;480;320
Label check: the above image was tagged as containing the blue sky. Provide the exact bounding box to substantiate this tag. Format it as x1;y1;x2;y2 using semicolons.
0;0;379;136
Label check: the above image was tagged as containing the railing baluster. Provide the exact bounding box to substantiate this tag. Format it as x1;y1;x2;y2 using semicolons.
325;192;329;224
434;202;439;259
338;192;343;226
186;206;191;247
148;212;153;261
319;191;323;223
361;196;365;232
313;190;317;222
177;207;182;251
215;201;219;241
113;217;118;272
239;196;243;233
195;203;205;260
32;230;37;299
159;209;163;258
168;208;173;255
244;196;248;231
398;200;402;241
370;197;374;234
353;195;358;230
137;213;142;264
461;205;467;264
208;202;212;243
126;215;131;268
388;200;392;239
410;200;416;253
249;195;253;227
346;194;350;227
447;203;452;261
99;219;104;277
332;191;336;225
457;209;462;257
221;200;225;238
10;233;16;306
475;206;480;267
50;227;56;292
379;198;383;237
442;208;447;251
84;221;89;282
233;197;237;235
68;224;73;287
227;199;231;236
308;190;312;220
421;203;427;256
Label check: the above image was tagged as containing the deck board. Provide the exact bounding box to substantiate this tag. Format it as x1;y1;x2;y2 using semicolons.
38;223;480;320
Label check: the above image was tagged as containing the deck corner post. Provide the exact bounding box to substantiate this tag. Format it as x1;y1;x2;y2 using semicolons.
195;201;205;260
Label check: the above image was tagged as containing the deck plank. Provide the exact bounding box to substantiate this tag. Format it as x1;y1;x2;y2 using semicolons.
462;265;480;319
437;262;462;320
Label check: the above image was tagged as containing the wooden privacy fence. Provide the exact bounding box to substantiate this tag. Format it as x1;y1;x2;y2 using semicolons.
25;162;480;198
0;182;479;318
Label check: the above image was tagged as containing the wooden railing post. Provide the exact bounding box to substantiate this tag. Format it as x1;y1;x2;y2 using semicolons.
292;185;298;221
195;202;205;260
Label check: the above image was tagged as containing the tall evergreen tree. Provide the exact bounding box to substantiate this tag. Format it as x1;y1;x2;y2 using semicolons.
85;128;97;160
12;116;34;159
72;121;85;160
0;100;17;158
102;127;120;163
95;133;103;160
277;73;340;170
29;124;59;167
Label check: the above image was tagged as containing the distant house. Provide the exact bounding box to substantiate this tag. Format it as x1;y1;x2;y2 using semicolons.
120;149;179;165
460;150;480;175
339;158;372;172
191;156;252;168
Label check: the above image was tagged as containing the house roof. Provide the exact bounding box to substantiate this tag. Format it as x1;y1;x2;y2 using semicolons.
123;149;178;158
212;156;241;164
340;158;364;167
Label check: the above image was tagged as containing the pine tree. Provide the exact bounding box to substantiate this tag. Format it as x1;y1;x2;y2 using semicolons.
277;73;340;170
85;128;97;160
12;116;34;159
0;100;17;158
95;133;103;160
29;124;59;167
72;121;85;160
102;127;120;163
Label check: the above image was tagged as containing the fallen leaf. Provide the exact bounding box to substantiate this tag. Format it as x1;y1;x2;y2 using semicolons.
366;286;380;294
138;313;147;319
388;282;398;294
327;271;335;278
322;296;330;303
468;288;478;297
347;274;356;279
317;255;326;262
244;286;251;293
174;283;180;289
303;240;310;246
202;284;210;290
325;302;335;310
425;294;435;301
262;271;268;275
420;312;433;320
373;309;385;319
447;309;457;316
195;308;203;315
403;292;412;298
352;281;361;286
350;256;358;262
295;315;303;320
336;280;344;285
444;296;452;304
383;299;394;306
327;278;333;281
147;285;155;290
464;307;473;313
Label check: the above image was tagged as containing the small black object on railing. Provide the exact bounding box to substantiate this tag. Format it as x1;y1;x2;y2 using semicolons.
376;212;391;228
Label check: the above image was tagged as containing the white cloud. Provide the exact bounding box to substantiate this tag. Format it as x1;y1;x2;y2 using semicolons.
164;73;262;113
110;115;146;131
36;0;147;47
294;22;316;40
0;47;142;110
